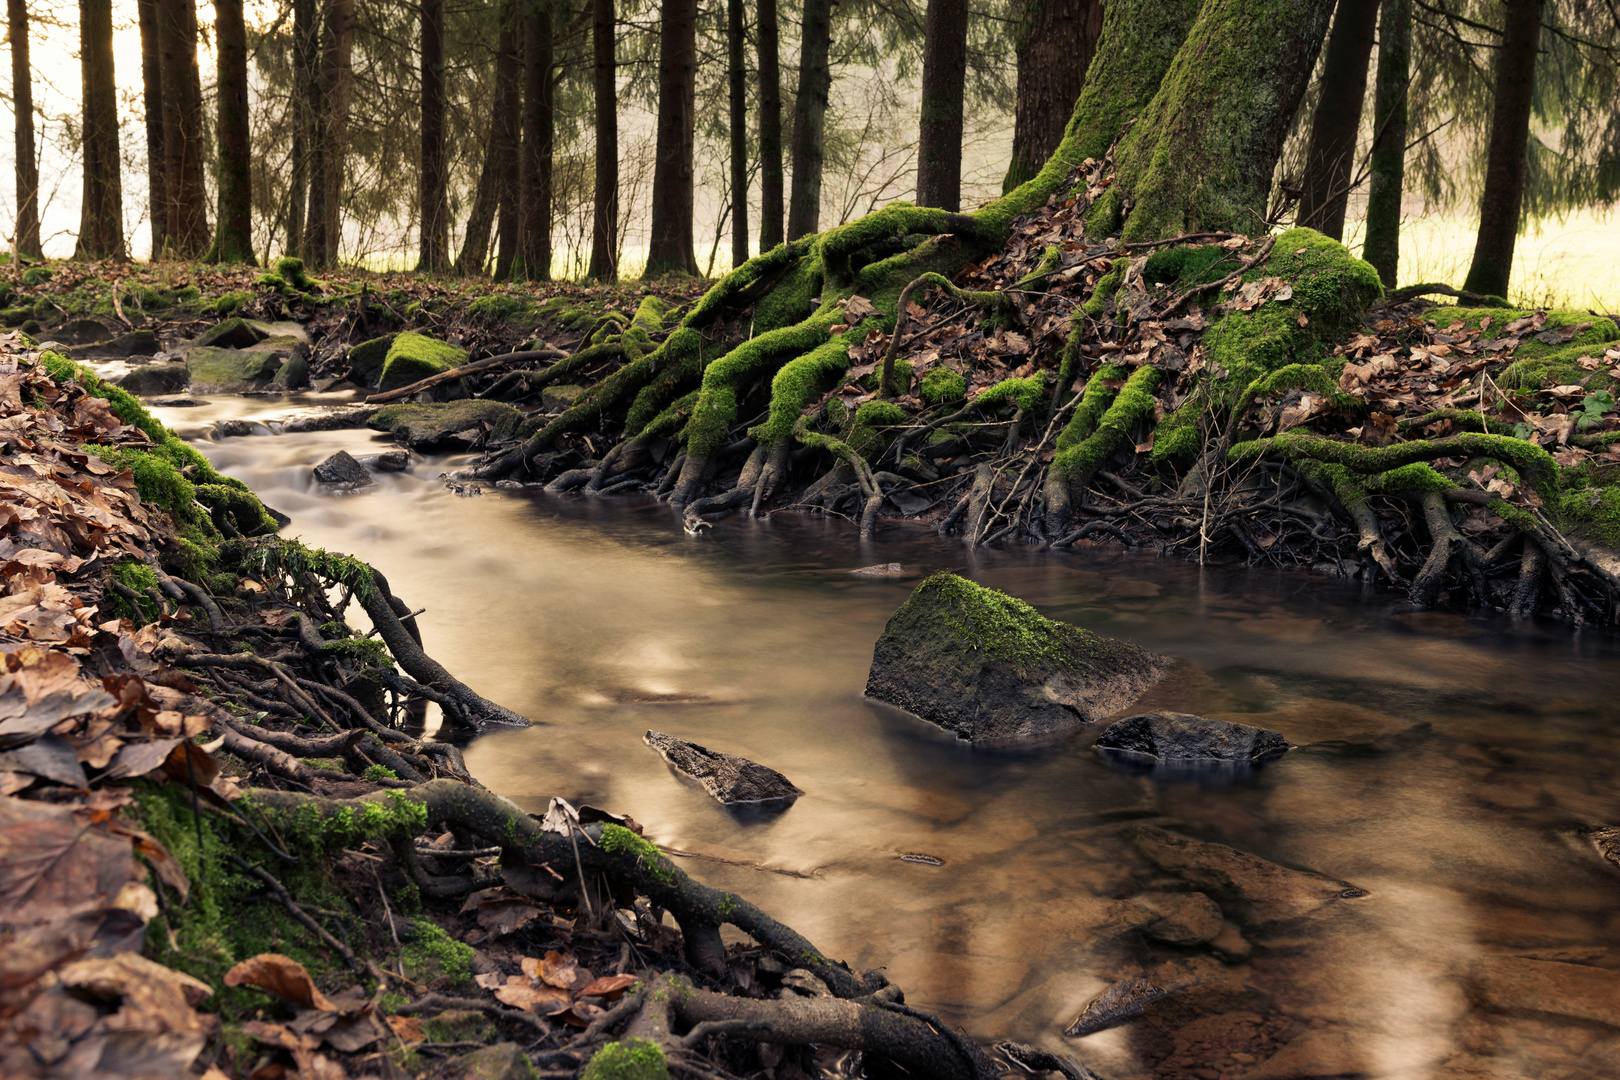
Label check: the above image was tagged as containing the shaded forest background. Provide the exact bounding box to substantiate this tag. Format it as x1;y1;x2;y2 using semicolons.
3;0;1620;304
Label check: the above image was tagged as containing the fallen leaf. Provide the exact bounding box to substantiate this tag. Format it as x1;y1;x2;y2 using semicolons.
493;980;570;1013
225;953;335;1011
576;974;640;1000
386;1014;425;1044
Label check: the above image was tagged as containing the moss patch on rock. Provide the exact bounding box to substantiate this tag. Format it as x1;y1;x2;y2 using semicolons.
378;332;467;393
368;400;522;450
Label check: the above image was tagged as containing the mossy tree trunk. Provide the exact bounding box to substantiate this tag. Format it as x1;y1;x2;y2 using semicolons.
1090;0;1337;242
1362;0;1409;288
517;0;555;281
492;1;525;282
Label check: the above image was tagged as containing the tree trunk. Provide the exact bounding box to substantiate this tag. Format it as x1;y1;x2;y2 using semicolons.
135;0;166;259
1094;0;1338;242
8;0;41;259
74;0;126;261
785;0;832;240
418;0;450;272
517;0;554;280
728;0;749;270
1002;0;1102;194
1462;0;1545;299
307;0;354;267
1296;0;1378;241
492;6;524;281
212;0;255;264
587;0;618;281
1362;0;1408;288
157;0;209;255
455;24;519;277
288;0;318;256
757;0;784;250
646;0;698;276
915;0;969;211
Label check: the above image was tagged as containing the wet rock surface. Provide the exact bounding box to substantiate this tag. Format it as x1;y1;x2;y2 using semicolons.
1128;891;1225;946
367;400;523;450
1095;711;1293;768
864;572;1165;742
312;450;372;486
643;730;801;806
1133;825;1366;926
194;316;268;349
116;361;190;396
361;450;410;472
184;345;284;393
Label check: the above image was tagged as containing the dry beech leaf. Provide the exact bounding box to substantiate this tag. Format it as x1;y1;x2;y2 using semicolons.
576;974;640;1000
493;980;571;1013
225;953;335;1011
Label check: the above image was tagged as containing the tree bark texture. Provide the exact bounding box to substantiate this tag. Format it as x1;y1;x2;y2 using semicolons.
1002;0;1103;195
916;0;969;212
492;5;524;281
757;0;784;250
419;0;450;272
157;0;209;256
1362;0;1408;288
307;0;355;267
136;0;166;258
1296;0;1378;241
517;0;554;280
728;0;749;270
1096;0;1337;242
8;0;41;259
74;0;126;261
646;0;698;276
287;0;318;256
456;27;518;276
212;0;255;264
587;0;619;280
786;0;832;240
1462;0;1546;299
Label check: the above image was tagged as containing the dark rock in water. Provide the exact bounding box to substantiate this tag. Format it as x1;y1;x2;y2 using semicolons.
1133;825;1367;927
364;450;410;472
147;397;205;408
68;328;159;359
1095;712;1292;768
345;333;398;385
367;401;523;451
51;318;117;346
117;362;189;396
850;563;907;578
185;345;283;392
1127;891;1224;946
643;730;800;806
312;450;371;485
283;408;379;433
217;420;256;438
864;572;1165;743
1064;976;1171;1037
194;317;268;350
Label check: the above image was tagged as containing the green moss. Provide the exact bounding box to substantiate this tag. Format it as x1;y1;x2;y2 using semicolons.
914;572;1129;674
368;399;523;443
1554;481;1620;548
920;366;966;404
599;824;674;885
467;293;532;322
1142;245;1233;288
346;334;398;382
229;537;378;605
1083;260;1129;319
1054;366;1159;481
974;373;1050;412
689;321;833;453
109;559;162;621
378;332;467;392
275;256;317;292
1233;430;1560;496
363;764;398;782
1371;462;1455;493
582;1039;669;1080
1057;364;1125;450
401;918;474;988
211;290;251;317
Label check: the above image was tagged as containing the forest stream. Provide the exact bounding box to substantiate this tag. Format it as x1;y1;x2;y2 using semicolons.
146;389;1620;1080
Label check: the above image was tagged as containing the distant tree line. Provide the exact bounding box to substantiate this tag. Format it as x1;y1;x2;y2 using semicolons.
6;0;1618;297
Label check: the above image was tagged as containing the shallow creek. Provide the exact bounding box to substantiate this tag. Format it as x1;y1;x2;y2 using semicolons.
165;392;1620;1080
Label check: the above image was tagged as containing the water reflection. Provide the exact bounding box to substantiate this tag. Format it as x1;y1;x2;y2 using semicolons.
185;394;1620;1079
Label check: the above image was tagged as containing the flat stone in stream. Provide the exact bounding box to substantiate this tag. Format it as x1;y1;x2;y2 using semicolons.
1095;712;1293;768
367;401;523;450
1133;825;1367;927
312;450;371;486
864;572;1166;743
643;730;801;806
117;362;190;396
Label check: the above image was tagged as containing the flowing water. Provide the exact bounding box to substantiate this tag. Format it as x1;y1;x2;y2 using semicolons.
168;393;1620;1080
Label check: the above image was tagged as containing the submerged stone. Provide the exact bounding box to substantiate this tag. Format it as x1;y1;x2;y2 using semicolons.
1133;825;1366;927
643;730;800;806
1064;975;1171;1037
1128;891;1224;947
312;450;371;486
367;400;522;450
364;450;410;472
194;316;268;350
863;572;1165;743
1095;712;1292;767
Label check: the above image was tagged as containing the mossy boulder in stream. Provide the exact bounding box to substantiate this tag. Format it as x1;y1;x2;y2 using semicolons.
368;400;522;450
864;573;1166;743
346;333;397;384
184;345;284;392
194;317;267;349
378;332;467;393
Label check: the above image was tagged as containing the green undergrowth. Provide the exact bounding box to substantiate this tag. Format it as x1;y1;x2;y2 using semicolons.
583;1038;670;1080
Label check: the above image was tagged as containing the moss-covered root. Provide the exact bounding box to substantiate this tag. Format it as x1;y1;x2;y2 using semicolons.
1232;430;1559;496
792;420;887;539
249;780;868;998
1043;366;1160;535
601;973;1000;1080
1297;462;1396;580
